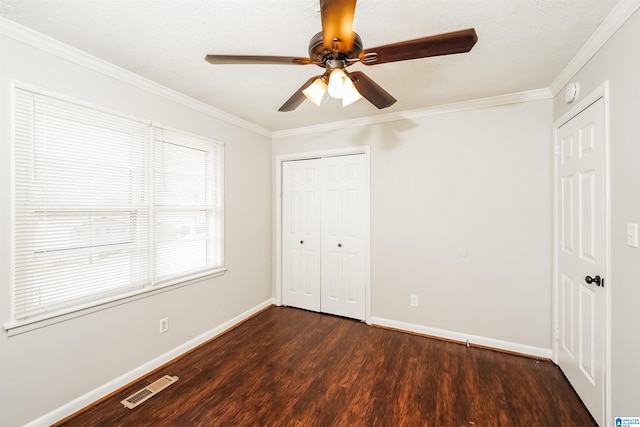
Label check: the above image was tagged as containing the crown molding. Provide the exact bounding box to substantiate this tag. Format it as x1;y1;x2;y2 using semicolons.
0;17;272;138
549;0;640;96
272;88;552;139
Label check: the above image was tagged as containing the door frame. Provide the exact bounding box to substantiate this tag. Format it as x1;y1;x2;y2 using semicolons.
274;146;371;324
552;81;610;423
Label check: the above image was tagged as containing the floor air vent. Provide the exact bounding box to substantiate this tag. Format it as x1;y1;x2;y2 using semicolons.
121;375;179;409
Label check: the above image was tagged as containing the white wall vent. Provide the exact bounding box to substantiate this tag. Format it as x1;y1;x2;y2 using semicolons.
121;375;179;409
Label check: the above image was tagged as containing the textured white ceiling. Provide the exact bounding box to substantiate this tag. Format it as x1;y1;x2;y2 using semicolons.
0;0;622;132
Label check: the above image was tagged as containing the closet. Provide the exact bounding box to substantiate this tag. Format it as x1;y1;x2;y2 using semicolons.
281;154;367;320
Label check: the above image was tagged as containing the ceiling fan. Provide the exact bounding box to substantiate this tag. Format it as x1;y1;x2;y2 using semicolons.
205;0;478;112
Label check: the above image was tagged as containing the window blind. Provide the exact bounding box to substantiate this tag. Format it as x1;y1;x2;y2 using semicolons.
12;86;224;322
152;129;224;285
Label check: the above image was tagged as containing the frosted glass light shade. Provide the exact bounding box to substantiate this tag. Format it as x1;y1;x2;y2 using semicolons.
302;78;327;106
327;68;351;99
342;84;362;107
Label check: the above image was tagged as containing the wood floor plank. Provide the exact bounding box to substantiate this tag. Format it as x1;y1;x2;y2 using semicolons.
56;306;597;427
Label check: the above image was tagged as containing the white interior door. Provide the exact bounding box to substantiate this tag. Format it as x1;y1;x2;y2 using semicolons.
281;154;368;321
556;97;606;425
281;159;321;311
321;155;366;321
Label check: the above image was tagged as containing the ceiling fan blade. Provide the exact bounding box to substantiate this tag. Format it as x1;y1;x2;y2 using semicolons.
359;28;478;66
348;71;396;109
205;55;315;65
320;0;357;52
278;76;320;112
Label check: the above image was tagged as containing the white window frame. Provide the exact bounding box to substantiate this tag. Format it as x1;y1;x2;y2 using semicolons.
151;127;225;287
4;82;225;335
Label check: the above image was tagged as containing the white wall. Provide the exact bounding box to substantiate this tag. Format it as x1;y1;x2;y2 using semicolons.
0;30;272;426
273;98;553;351
552;8;640;417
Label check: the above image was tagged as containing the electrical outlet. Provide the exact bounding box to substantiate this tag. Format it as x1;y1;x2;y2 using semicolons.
410;294;419;307
159;317;169;334
627;223;638;247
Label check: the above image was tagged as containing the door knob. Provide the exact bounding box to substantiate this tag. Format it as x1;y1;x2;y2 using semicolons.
585;275;603;287
338;243;342;247
300;240;304;244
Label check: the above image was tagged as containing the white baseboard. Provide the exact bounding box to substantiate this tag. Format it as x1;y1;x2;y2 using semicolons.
25;298;275;427
371;316;552;360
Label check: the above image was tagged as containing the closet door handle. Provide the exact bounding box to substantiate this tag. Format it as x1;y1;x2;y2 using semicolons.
300;240;304;244
585;275;603;287
338;243;342;248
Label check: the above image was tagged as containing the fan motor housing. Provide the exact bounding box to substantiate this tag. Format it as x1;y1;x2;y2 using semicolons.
308;31;363;66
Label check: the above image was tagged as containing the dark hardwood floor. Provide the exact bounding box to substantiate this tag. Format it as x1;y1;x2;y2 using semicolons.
56;306;596;426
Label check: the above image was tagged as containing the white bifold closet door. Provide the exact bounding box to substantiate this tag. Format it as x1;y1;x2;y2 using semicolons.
282;158;322;312
282;154;366;321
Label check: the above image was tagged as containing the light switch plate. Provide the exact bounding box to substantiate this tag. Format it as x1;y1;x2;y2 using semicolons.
627;223;638;248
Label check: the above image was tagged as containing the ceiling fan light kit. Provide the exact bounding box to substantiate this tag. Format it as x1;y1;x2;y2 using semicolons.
205;0;478;112
302;78;328;106
341;81;363;107
327;68;352;98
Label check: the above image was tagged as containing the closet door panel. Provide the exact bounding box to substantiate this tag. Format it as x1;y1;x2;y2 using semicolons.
321;155;366;320
282;160;321;311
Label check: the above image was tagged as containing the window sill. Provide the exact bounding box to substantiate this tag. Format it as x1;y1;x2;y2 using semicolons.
3;267;227;337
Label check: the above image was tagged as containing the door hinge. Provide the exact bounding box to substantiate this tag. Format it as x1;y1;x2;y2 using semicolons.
555;328;559;341
553;144;559;156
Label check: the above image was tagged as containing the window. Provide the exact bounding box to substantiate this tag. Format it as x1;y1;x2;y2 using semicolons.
151;129;224;284
11;84;224;324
